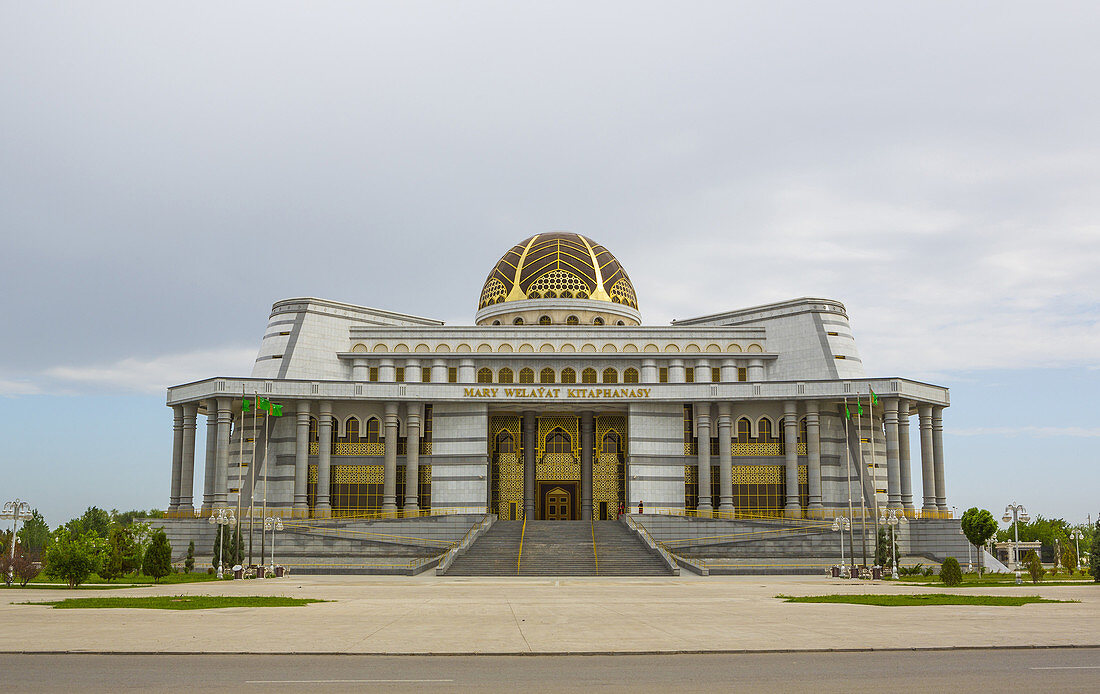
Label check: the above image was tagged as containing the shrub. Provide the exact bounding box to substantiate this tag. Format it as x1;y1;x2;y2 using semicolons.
184;541;195;574
922;566;935;577
940;557;962;586
1061;546;1077;574
1024;550;1045;584
44;532;102;588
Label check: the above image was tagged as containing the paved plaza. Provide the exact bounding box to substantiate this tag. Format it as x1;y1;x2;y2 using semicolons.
3;575;1098;654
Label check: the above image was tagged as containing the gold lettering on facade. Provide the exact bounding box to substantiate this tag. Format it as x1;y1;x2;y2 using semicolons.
466;387;650;399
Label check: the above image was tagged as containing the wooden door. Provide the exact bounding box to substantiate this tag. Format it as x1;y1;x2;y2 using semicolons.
546;487;572;520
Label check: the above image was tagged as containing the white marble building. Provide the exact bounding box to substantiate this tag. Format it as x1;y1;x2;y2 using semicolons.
165;232;952;524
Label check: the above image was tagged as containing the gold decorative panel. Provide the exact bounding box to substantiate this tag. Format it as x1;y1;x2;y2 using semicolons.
332;465;385;484
333;442;385;456
526;269;592;297
481;277;507;306
537;415;579;457
596;415;626;456
309;442;318;455
536;458;580;481
593;453;623;514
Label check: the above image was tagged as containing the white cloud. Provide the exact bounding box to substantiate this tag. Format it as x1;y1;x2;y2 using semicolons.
0;379;44;397
41;347;256;394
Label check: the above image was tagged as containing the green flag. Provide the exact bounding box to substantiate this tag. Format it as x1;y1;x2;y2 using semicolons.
242;397;251;413
258;397;271;412
870;389;879;406
857;402;864;416
845;404;851;420
271;403;283;417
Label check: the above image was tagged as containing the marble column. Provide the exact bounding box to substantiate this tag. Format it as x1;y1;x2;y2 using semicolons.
884;398;902;509
783;401;801;518
351;358;368;381
202;406;218;511
405;359;421;383
404;403;421;513
748;358;765;381
918;404;936;511
717;403;733;511
382;402;399;512
695;402;712;512
695;360;712;382
640;358;657;384
720;359;737;384
214;398;232;509
897;400;914;509
178;404;198;513
458;358;475;384
668;359;685;383
932;406;947;510
523;411;536;517
580;410;594;520
315;401;333;516
294;400;311;515
169;405;184;510
379;359;396;382
431;359;447;384
805;401;823;512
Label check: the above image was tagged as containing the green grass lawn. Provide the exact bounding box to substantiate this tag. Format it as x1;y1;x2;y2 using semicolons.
892;573;1097;588
25;595;326;610
778;593;1076;607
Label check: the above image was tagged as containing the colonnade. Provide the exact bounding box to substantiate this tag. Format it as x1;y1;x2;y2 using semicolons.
690;398;948;517
167;398;428;517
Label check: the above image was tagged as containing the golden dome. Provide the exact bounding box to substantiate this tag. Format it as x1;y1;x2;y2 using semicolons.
478;233;638;311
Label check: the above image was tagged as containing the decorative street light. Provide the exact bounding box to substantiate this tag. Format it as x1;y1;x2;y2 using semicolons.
1002;503;1029;585
1;499;32;585
208;509;237;579
959;527;973;572
881;509;904;580
263;516;284;577
832;516;851;574
1070;529;1084;572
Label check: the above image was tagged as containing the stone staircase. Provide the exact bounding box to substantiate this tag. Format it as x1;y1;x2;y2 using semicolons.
445;520;673;576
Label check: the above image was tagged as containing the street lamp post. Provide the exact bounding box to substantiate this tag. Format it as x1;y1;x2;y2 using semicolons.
881;509;902;580
1;499;32;585
832;516;851;575
959;527;973;572
1070;529;1084;573
208;509;237;579
1002;503;1029;585
263;516;283;577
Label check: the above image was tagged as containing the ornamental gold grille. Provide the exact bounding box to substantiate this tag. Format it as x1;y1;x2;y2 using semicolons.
480;277;508;308
332;464;385;484
608;277;637;308
333;442;385;456
593;452;624;517
537;415;579;457
526;269;592;298
536;458;580;481
490;415;524;518
596;415;626;456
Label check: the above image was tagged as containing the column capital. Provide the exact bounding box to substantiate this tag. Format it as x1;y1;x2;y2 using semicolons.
297;400;312;416
783;400;799;417
318;400;333;416
804;400;820;416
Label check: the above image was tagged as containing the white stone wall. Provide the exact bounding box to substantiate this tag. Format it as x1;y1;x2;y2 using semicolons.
628;402;685;509
428;402;489;512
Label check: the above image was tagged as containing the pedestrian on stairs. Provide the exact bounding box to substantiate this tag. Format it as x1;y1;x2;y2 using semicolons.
618;501;624;519
638;500;644;514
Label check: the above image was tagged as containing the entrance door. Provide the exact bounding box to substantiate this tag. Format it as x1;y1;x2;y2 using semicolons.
546;487;572;521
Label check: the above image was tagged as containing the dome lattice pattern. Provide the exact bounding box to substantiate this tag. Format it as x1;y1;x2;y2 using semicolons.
478;233;639;310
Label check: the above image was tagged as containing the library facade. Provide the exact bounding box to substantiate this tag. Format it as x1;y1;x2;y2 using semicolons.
164;232;953;525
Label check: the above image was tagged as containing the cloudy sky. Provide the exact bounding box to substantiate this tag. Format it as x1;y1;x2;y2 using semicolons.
2;2;1098;527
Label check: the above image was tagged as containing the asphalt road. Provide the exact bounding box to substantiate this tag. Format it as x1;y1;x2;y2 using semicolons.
6;648;1099;692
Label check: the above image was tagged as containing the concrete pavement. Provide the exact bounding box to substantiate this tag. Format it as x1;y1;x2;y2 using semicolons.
3;574;1098;654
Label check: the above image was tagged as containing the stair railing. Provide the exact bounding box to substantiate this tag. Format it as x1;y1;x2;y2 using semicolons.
590;516;599;576
516;509;527;575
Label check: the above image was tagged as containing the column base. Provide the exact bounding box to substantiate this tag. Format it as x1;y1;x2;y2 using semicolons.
403;504;420;516
382;500;397;513
718;500;734;512
785;503;802;519
177;503;195;516
314;503;331;519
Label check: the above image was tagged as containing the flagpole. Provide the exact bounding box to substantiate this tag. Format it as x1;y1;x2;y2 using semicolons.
843;397;855;567
868;387;882;558
235;385;245;566
248;390;258;567
856;391;868;566
261;404;270;573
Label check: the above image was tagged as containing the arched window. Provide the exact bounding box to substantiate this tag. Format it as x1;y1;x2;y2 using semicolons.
603;367;618;384
603;431;621;455
513;317;524;325
309;416;319;443
546;428;571;455
544;291;557;299
561;367;576;384
616;320;625;326
539;315;551;325
519;367;535;384
345;417;360;441
624;368;639;384
736;417;752;443
798;417;807;444
497;367;514;384
477;367;493;383
540;367;555;384
529;291;541;299
492;320;501;325
612;296;621;303
582;367;598;384
593;317;605;325
758;417;778;443
495;431;514;455
561;291;573;299
566;315;579;325
365;417;381;443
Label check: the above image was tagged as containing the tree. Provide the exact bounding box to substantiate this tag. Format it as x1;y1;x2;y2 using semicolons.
65;506;112;539
960;508;998;576
184;541;195;574
44;531;103;588
110;508;166;527
17;509;50;554
100;527;128;582
1024;550;1045;584
1090;522;1100;583
211;526;242;570
1061;545;1078;575
940;557;962;586
874;526;889;567
0;544;41;587
142;529;172;582
124;522;153;576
